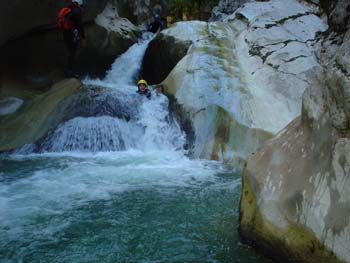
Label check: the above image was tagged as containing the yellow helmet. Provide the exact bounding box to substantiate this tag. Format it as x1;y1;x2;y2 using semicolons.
137;79;148;87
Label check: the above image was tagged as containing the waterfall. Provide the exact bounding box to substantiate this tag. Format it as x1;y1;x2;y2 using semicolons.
137;96;185;152
83;32;155;88
37;33;186;154
0;28;265;263
39;116;142;152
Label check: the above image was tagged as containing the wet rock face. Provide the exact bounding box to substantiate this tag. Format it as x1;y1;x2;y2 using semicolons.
33;86;144;153
239;117;342;263
58;87;140;123
0;1;136;94
0;81;145;153
141;34;191;85
0;22;134;92
148;0;326;165
77;2;137;77
239;1;350;262
0;0;108;47
320;0;350;32
0;79;82;152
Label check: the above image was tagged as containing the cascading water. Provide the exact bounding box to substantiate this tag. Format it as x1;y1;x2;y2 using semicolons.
34;33;185;154
40;116;138;152
0;34;270;262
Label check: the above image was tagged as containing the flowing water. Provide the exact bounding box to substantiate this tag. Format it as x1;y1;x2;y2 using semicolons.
0;35;270;262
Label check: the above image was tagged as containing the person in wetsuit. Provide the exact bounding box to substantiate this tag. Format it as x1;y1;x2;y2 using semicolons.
137;79;151;99
147;14;164;33
61;0;85;77
155;85;164;96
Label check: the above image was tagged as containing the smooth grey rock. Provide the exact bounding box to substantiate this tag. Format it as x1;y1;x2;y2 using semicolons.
157;0;326;165
239;1;350;262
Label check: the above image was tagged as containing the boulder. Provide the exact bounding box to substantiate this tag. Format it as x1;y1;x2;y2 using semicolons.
145;0;326;165
141;33;191;85
239;117;342;262
0;78;82;152
77;2;137;77
239;1;350;262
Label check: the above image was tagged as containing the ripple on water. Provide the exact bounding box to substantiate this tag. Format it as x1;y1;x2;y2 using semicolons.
0;152;270;263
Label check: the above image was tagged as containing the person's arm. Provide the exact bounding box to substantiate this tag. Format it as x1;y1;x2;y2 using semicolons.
146;90;151;99
160;19;165;30
147;21;153;32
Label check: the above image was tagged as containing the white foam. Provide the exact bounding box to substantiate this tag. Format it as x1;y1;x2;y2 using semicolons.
0;152;235;232
83;33;155;88
44;31;184;155
40;116;142;152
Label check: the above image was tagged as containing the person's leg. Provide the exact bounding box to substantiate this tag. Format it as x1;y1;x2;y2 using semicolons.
63;30;77;77
68;45;78;72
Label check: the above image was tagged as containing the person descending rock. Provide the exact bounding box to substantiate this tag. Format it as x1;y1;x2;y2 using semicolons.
147;14;164;33
137;79;151;99
58;0;85;78
155;85;164;96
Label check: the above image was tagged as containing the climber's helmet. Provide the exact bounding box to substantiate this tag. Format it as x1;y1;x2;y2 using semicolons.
137;79;148;92
137;79;148;87
73;0;83;6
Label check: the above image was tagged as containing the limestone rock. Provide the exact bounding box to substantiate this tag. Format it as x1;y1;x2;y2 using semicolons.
141;33;191;85
77;2;137;77
147;0;326;165
240;96;350;262
239;116;342;262
95;2;137;35
239;1;350;262
0;79;82;152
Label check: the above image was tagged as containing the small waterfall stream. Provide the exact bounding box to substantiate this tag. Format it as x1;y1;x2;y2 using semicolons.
35;33;185;154
0;34;270;263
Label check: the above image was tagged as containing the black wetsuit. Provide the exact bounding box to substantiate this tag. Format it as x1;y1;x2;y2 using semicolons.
147;17;164;33
137;89;151;99
63;3;85;76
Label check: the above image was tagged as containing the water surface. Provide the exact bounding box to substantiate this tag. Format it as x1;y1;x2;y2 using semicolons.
0;152;269;262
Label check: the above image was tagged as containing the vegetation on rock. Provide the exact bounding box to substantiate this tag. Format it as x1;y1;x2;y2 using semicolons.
170;0;220;20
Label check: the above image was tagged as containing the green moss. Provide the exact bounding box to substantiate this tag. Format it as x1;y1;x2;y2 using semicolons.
239;171;345;263
169;0;220;21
